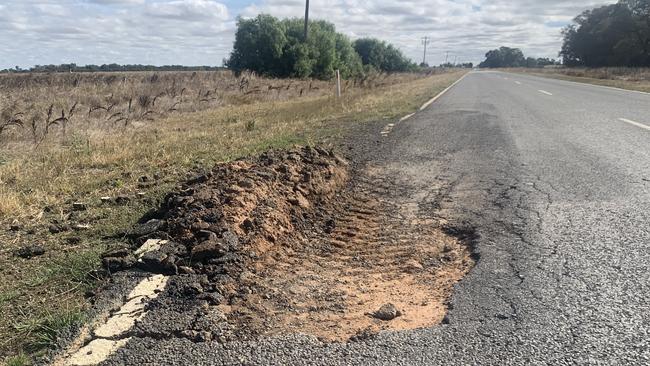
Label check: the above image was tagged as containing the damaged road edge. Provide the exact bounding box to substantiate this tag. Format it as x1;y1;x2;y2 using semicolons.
56;273;168;366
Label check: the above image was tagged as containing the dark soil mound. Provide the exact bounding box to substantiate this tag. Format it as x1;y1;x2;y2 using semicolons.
103;146;348;279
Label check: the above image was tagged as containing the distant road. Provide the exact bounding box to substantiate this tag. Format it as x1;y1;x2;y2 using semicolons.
103;71;650;365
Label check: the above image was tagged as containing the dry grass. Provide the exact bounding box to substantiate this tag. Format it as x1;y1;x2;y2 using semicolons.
0;69;466;362
509;67;650;93
0;70;434;146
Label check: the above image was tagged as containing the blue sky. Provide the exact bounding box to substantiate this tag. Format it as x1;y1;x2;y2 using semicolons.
0;0;612;69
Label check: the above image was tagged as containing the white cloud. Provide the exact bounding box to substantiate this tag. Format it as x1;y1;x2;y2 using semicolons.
242;0;614;65
87;0;146;4
146;0;229;21
0;0;616;69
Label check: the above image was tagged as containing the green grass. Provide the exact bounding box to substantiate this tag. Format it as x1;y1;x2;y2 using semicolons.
0;291;19;306
23;249;102;289
12;309;85;354
4;353;31;366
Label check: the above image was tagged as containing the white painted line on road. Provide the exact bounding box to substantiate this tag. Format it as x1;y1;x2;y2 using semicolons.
538;90;553;96
383;73;469;136
618;118;650;131
499;71;650;97
399;113;415;122
59;274;169;366
515;81;522;85
420;72;470;111
379;113;417;137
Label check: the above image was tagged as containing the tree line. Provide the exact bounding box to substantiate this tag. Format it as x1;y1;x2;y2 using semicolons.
480;0;649;68
560;0;650;67
225;15;417;80
1;64;223;74
478;47;559;68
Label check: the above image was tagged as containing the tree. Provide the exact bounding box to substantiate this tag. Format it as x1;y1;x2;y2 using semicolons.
560;0;650;66
352;38;415;72
479;47;525;68
525;57;539;68
225;15;363;79
226;15;288;76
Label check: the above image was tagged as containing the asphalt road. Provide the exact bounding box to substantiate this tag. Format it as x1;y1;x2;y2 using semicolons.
103;72;650;365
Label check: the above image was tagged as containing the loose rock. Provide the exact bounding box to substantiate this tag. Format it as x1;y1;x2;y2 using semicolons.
372;303;402;321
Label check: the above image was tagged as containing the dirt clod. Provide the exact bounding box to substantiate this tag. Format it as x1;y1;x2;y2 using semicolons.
72;202;88;211
127;219;164;239
115;195;131;205
15;245;46;259
9;224;23;232
49;223;71;234
372;303;402;321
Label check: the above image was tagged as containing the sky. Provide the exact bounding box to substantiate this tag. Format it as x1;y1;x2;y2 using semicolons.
0;0;614;69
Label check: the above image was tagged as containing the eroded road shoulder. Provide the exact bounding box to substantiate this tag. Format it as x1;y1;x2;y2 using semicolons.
56;144;476;365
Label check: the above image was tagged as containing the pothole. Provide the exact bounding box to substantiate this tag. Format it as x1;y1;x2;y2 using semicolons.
100;147;476;343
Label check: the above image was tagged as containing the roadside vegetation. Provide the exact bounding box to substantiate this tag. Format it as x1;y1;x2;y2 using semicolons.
226;15;417;79
560;0;649;67
0;69;466;363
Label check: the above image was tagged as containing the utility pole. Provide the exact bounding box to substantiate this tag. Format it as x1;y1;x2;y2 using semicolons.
304;0;310;41
453;55;457;66
421;36;430;65
445;51;449;64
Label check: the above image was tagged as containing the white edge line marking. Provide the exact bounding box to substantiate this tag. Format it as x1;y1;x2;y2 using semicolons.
538;90;553;96
399;112;416;122
380;112;416;137
420;72;470;111
61;274;169;366
502;71;650;96
515;81;522;85
619;118;650;131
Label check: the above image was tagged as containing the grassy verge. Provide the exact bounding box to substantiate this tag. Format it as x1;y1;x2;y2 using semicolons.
508;67;650;93
0;70;466;363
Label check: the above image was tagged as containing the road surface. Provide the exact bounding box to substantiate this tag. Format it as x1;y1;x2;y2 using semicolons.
103;72;650;365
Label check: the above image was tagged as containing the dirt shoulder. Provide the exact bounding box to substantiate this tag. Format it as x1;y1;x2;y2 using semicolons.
0;70;466;364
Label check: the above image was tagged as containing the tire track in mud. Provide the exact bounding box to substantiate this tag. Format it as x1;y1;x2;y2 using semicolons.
230;164;476;341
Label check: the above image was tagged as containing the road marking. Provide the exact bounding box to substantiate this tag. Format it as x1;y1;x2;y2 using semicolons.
420;72;470;111
538;90;553;96
58;238;173;365
619;118;650;131
399;113;415;123
61;274;168;365
509;72;650;96
133;239;164;258
381;112;417;137
384;73;469;136
515;81;522;85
